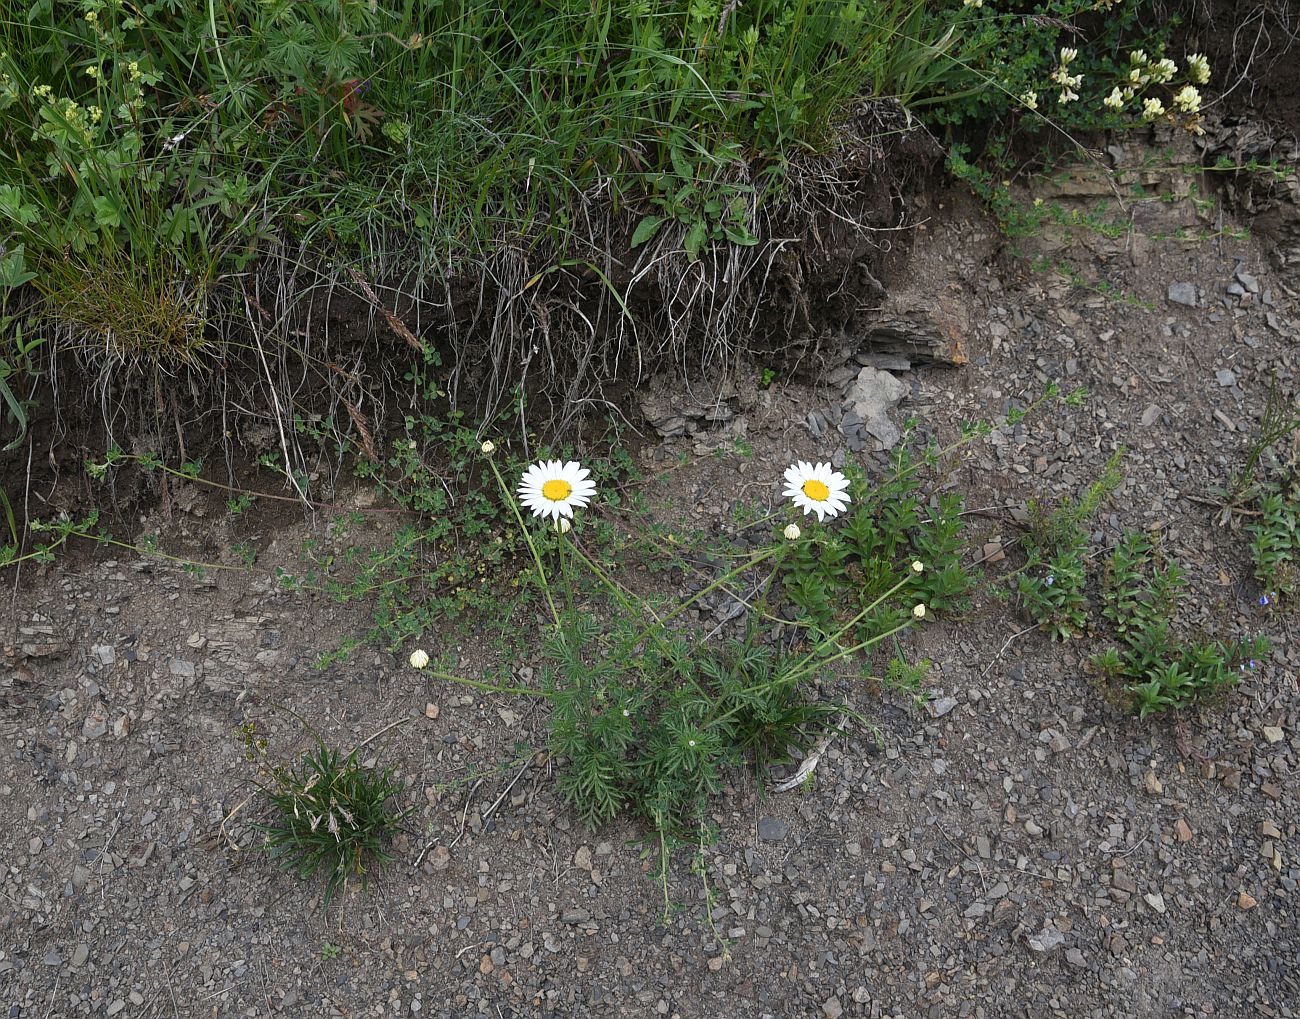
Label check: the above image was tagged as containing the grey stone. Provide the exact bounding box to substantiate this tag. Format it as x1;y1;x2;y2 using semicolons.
1167;282;1197;306
757;817;790;842
841;367;909;450
1216;369;1237;387
929;696;958;718
83;702;108;740
1027;927;1066;953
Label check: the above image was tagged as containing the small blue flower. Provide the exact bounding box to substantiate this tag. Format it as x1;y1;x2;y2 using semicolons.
1249;659;1259;670
1260;594;1271;606
1045;575;1055;587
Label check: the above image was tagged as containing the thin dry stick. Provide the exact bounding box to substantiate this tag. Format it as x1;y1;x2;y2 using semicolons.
482;757;535;821
979;623;1042;679
934;823;989;898
446;777;484;850
349;715;410;756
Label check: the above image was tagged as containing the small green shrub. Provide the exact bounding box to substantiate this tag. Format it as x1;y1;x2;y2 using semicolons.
244;725;410;907
1091;530;1269;718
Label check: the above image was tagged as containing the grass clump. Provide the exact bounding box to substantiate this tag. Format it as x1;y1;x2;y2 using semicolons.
242;723;410;907
1091;531;1269;719
1203;377;1298;607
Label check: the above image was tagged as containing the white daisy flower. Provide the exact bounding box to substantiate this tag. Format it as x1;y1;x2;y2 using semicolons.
409;649;430;669
782;461;851;521
517;459;596;521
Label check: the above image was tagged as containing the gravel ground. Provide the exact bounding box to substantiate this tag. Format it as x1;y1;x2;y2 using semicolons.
2;137;1298;1018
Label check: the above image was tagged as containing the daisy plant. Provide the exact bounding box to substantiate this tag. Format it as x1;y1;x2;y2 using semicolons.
404;387;1076;883
400;441;931;904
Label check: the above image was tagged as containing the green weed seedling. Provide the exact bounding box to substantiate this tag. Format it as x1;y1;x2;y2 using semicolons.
1015;450;1124;640
1091;530;1269;719
1250;485;1298;606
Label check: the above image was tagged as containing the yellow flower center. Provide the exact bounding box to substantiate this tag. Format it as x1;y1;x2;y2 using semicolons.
541;478;572;502
802;478;830;502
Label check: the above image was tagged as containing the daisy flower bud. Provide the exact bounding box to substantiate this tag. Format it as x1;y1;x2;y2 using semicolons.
911;561;925;573
409;649;430;669
481;440;495;454
912;604;927;619
783;523;801;540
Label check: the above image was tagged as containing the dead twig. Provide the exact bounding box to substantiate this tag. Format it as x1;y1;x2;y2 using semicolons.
979;622;1042;679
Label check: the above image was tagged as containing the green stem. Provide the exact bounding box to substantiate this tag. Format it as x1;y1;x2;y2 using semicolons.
789;572;916;672
425;668;549;700
781;618;916;688
627;546;778;649
485;457;561;629
566;538;663;629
